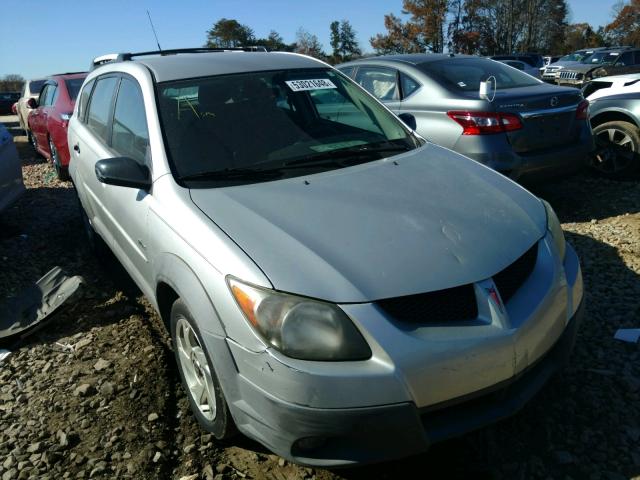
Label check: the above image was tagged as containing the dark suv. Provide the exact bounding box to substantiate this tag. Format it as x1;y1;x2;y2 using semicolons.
557;47;640;87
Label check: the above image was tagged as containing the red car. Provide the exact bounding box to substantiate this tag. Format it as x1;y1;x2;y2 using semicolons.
28;72;87;180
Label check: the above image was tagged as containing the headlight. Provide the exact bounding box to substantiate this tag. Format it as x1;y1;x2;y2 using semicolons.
542;200;566;260
576;73;584;80
227;278;371;361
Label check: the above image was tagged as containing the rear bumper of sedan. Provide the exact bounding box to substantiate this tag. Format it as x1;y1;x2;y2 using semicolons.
458;125;594;183
204;238;584;467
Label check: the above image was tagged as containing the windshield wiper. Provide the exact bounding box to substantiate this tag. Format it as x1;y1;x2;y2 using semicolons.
283;143;411;169
179;167;283;182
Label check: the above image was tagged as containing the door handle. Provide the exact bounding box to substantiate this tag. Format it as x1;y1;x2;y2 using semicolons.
73;144;80;153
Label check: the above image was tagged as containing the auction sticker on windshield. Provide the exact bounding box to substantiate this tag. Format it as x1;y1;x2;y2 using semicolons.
285;79;337;91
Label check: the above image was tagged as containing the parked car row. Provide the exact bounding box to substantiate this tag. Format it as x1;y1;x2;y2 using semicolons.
3;45;636;467
64;47;585;467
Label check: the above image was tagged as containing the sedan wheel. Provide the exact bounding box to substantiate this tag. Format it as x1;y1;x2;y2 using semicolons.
48;139;69;181
170;299;234;439
592;121;640;178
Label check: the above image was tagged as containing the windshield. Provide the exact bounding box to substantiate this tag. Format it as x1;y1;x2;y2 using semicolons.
582;52;619;64
29;80;45;96
157;68;417;185
65;78;86;101
419;58;540;92
560;52;593;62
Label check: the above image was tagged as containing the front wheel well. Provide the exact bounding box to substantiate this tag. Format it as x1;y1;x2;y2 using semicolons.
156;282;179;330
590;111;639;129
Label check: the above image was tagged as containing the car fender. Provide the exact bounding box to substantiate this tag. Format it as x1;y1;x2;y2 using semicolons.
153;252;227;338
590;105;640;128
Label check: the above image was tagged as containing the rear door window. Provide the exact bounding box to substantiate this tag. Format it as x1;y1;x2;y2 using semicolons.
87;76;118;144
77;79;95;122
354;66;400;101
111;78;150;165
400;73;421;99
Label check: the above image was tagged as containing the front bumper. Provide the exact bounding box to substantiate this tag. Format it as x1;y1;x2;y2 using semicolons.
203;239;584;466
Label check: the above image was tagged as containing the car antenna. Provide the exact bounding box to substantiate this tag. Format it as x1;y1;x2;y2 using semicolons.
146;10;162;52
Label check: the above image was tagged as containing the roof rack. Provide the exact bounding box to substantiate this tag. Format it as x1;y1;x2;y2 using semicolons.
91;46;268;69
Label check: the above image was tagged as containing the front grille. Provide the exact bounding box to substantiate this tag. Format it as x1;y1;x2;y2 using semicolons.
493;244;538;303
559;71;578;80
377;284;478;325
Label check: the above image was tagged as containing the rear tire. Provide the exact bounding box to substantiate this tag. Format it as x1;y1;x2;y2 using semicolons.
49;138;69;181
171;299;235;439
591;121;640;179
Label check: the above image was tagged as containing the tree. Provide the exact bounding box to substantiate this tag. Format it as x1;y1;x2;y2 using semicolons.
605;0;640;47
254;30;295;51
328;20;362;63
0;74;25;92
402;0;449;53
295;28;325;59
370;13;424;54
205;18;255;48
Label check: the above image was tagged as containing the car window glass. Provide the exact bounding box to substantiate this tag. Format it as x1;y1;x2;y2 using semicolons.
38;85;49;106
87;77;118;143
157;68;414;182
420;58;539;92
48;86;59;106
65;78;86;102
354;67;399;101
338;66;355;77
111;78;150;165
30;80;45;97
400;73;420;98
77;79;95;122
617;52;633;66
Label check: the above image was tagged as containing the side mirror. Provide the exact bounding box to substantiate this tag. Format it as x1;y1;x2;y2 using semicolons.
26;98;37;109
398;113;417;131
95;157;151;190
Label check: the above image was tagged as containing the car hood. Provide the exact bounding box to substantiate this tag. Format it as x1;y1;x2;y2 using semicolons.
564;63;606;74
547;60;582;68
190;145;546;303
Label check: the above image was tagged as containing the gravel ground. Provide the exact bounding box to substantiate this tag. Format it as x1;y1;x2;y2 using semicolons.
0;113;638;480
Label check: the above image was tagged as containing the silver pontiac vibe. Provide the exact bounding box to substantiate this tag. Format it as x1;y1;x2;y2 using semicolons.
68;49;584;467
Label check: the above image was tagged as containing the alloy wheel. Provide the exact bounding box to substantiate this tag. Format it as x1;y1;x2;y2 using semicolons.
593;127;636;174
175;317;218;421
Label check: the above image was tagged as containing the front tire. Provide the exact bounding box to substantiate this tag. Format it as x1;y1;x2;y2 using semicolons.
171;299;235;439
591;121;640;179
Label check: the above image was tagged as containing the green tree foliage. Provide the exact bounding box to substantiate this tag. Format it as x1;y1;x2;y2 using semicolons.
254;30;296;51
328;20;362;63
370;13;425;54
205;18;255;48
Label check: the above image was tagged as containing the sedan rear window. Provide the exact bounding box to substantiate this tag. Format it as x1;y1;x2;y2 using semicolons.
418;58;540;92
65;78;86;101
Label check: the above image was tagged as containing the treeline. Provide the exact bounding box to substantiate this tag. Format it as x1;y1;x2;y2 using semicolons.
0;75;25;92
204;0;640;64
372;0;640;55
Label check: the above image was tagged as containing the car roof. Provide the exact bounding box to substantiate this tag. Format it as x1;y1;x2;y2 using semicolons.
94;51;327;83
49;72;88;81
340;53;478;68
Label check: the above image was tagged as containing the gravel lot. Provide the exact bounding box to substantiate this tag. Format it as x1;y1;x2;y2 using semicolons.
0;113;638;480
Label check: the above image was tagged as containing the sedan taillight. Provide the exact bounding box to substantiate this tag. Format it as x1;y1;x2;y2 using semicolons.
575;100;589;120
447;111;523;135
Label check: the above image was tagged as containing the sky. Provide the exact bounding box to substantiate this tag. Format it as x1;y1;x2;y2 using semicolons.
0;0;623;79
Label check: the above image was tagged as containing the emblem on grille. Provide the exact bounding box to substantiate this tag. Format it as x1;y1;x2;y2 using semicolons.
550;96;559;107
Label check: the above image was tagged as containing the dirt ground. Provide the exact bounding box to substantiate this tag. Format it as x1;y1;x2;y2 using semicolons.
0;114;639;480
